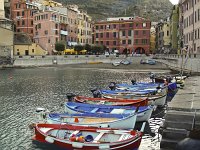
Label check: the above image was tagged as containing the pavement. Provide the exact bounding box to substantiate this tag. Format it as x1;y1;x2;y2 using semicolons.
168;76;200;111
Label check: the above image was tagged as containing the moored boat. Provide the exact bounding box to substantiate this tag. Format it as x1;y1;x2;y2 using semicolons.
32;123;144;150
47;112;137;129
73;96;148;106
65;102;154;122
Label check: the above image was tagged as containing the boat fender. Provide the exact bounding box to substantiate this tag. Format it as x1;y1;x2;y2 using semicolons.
99;124;109;128
45;136;54;143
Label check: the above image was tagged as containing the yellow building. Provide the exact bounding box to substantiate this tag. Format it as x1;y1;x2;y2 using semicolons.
14;43;47;56
0;19;13;58
150;22;157;53
14;33;47;56
42;0;62;7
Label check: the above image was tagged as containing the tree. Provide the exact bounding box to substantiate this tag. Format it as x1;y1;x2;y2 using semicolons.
55;41;66;54
91;45;104;54
84;44;92;53
74;44;84;54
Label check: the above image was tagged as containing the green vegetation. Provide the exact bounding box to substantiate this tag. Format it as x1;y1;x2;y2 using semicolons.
56;0;173;21
55;41;65;52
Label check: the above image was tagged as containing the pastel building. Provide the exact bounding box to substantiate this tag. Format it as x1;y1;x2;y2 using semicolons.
33;10;61;54
10;0;41;41
156;19;171;53
77;10;93;45
93;17;151;54
0;0;5;18
179;0;200;54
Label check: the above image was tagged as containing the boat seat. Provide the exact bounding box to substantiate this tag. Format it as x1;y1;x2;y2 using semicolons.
118;134;132;141
91;108;99;113
69;130;79;137
93;132;104;143
110;109;124;114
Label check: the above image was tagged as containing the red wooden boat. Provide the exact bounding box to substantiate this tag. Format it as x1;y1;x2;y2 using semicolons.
73;96;148;106
32;123;144;150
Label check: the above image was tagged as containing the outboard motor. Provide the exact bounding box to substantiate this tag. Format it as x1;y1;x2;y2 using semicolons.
108;82;116;91
131;79;137;85
166;76;172;83
91;88;102;98
66;93;76;101
149;72;155;83
35;107;47;123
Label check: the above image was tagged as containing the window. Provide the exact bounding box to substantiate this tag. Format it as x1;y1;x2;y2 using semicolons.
96;26;99;30
113;41;116;45
135;30;138;35
122;31;126;36
106;32;109;38
48;39;50;43
45;30;48;35
135;39;139;44
32;49;34;53
121;24;125;27
143;30;146;35
16;4;20;9
38;23;41;29
100;41;103;45
55;24;58;29
22;20;25;26
106;41;109;45
167;31;169;36
113;24;116;28
129;23;133;27
100;25;103;29
122;40;126;44
31;20;33;25
55;30;58;35
128;30;132;36
100;33;103;38
17;12;20;16
22;11;24;16
17;21;20;26
31;30;33;33
142;39;147;44
96;33;99;38
113;32;117;37
142;23;147;27
128;39;132;44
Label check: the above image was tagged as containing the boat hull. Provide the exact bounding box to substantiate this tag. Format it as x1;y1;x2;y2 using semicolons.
33;124;142;150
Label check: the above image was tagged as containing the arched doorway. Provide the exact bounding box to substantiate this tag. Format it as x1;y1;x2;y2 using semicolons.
135;47;145;54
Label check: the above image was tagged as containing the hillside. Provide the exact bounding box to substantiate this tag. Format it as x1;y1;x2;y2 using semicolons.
56;0;173;21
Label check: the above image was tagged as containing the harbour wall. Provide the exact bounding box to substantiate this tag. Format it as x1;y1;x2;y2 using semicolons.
154;54;200;74
13;55;146;67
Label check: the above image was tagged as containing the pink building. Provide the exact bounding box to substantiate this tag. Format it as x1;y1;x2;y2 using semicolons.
93;17;151;54
10;0;39;41
33;10;60;54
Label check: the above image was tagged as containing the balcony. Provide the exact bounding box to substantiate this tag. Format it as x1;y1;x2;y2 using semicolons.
60;30;68;35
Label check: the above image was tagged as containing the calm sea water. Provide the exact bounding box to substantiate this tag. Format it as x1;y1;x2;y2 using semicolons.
0;66;168;150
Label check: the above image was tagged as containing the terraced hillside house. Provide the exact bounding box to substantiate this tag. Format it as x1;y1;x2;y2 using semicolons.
93;16;151;54
10;0;41;41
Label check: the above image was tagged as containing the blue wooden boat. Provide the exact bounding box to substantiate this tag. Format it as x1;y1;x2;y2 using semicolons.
64;102;154;122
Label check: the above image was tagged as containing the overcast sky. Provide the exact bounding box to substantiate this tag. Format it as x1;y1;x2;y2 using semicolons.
169;0;179;5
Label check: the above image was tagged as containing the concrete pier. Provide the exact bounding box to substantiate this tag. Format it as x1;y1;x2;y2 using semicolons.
160;76;200;149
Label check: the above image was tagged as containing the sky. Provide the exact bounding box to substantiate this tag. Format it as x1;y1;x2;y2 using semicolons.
169;0;179;5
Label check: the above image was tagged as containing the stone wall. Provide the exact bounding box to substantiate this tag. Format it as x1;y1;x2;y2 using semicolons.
13;55;145;66
155;54;200;73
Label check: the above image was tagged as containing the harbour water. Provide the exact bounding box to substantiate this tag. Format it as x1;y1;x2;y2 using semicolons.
0;65;170;150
